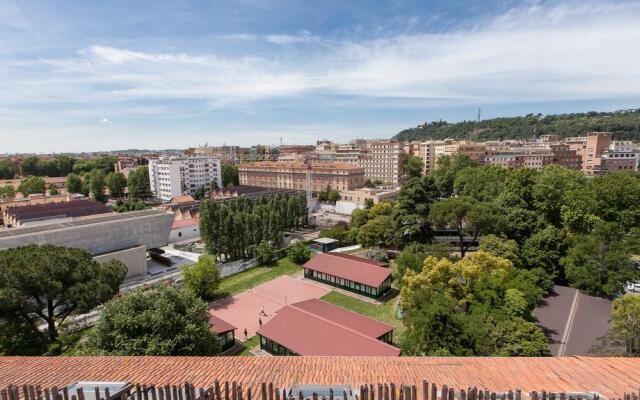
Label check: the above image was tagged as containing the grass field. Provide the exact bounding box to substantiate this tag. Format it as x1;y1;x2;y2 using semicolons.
237;336;260;356
217;257;301;298
320;290;405;344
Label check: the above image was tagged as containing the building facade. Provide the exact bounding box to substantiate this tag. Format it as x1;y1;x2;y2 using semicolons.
358;141;403;185
149;156;222;202
238;162;365;193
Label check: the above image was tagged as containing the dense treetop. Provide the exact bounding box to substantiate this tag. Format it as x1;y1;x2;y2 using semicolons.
393;109;640;142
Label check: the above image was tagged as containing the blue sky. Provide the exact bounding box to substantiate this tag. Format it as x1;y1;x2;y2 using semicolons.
1;0;640;153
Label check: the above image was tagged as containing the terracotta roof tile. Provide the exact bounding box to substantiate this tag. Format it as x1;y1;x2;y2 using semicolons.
303;253;391;287
209;314;236;334
257;299;400;356
0;357;639;398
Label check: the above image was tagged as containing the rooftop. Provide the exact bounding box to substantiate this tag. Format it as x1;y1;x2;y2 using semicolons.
238;161;364;171
1;356;638;398
209;315;236;334
303;253;391;287
4;199;112;223
0;209;168;239
257;299;400;356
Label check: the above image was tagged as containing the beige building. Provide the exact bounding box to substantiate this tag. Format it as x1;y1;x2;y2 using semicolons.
359;141;403;185
339;188;399;205
238;162;365;192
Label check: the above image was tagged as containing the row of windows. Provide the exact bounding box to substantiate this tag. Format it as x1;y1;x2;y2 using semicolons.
260;335;297;356
304;268;391;298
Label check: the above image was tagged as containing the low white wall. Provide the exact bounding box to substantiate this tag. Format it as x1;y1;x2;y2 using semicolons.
218;257;260;278
335;200;361;215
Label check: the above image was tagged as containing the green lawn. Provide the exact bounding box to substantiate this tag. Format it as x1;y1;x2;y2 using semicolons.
237;335;260;356
320;291;405;344
217;257;301;298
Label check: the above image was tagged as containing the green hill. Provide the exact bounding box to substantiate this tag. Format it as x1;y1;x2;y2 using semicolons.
393;109;640;142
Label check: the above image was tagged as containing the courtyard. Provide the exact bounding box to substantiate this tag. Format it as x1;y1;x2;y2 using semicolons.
210;274;330;340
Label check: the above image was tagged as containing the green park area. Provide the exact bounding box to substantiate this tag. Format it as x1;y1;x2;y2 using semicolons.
217;258;301;297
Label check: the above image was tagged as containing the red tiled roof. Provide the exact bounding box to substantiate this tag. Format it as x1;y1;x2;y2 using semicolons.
328;252;389;267
303;253;392;287
172;217;199;229
209;314;236;334
256;300;401;356
1;356;640;398
292;299;393;338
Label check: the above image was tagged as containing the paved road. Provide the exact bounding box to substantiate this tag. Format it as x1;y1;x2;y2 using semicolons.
533;285;613;356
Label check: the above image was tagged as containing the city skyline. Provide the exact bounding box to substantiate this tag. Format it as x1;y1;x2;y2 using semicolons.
2;0;640;152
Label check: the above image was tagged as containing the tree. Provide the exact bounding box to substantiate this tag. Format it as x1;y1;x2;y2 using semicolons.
521;226;567;279
400;251;545;356
428;197;497;257
221;164;239;187
105;172;127;198
563;172;640;233
490;318;549;356
430;154;479;198
479;235;521;268
88;169;107;202
0;185;15;200
113;199;149;213
89;284;219;355
65;173;84;194
0;245;126;348
357;215;393;248
562;222;637;297
0;159;15;179
183;255;221;301
361;247;389;262
127;166;151;200
454;165;507;202
288;241;312;264
193;186;207;200
255;240;275;264
21;156;40;176
350;208;372;228
392;176;438;245
48;184;59;195
17;176;46;196
403;155;424;179
532;165;585;226
611;294;640;355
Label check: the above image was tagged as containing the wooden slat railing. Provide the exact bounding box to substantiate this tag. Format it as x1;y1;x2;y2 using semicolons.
1;381;634;400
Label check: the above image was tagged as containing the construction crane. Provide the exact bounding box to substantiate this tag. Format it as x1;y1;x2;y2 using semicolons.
303;153;313;217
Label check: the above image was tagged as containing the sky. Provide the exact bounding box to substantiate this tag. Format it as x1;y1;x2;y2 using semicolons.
1;0;640;153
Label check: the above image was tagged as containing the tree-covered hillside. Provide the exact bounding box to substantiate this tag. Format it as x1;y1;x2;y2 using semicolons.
393;109;640;142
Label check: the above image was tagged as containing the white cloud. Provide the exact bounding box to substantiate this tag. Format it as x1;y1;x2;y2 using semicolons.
100;117;113;124
3;0;640;110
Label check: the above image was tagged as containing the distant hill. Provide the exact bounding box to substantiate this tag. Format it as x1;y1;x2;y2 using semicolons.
393;109;640;142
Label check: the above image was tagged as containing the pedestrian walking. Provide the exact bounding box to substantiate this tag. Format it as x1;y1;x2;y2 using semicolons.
259;318;262;328
244;328;248;340
260;306;267;316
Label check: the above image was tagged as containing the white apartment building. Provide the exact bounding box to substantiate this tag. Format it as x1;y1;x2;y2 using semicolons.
358;140;404;185
148;156;222;202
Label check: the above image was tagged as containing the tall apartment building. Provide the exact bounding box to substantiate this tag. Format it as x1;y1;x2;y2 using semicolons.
238;162;365;192
359;141;404;185
148;156;222;202
418;140;445;174
583;132;611;175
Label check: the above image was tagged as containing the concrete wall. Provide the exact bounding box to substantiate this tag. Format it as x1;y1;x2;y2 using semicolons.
218;257;260;278
94;245;148;278
169;224;200;243
0;211;174;255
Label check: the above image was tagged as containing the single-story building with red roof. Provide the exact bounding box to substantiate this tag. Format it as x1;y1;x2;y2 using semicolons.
256;298;400;356
302;252;392;298
209;314;236;352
